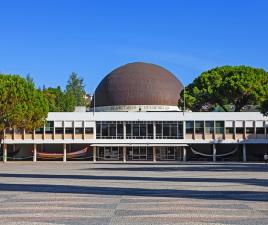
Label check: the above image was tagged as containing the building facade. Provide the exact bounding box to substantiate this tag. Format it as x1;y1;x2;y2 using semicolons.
1;62;268;162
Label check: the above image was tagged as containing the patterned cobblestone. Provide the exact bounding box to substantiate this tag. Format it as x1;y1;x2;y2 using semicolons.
0;162;267;224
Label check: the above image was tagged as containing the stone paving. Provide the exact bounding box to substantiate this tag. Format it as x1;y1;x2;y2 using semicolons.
0;162;267;225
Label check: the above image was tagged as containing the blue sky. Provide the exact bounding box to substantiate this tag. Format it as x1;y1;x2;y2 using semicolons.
0;0;268;93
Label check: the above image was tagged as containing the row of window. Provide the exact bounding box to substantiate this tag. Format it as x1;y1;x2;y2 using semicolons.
186;121;224;134
186;121;267;134
96;121;183;139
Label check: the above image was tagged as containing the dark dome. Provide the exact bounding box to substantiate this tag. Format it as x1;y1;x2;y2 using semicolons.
92;62;183;108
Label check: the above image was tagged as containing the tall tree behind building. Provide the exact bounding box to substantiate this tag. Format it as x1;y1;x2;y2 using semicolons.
65;72;87;111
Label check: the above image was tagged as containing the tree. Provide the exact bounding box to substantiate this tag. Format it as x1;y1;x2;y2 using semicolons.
179;66;268;112
43;86;66;112
0;74;49;154
260;99;268;116
65;72;86;111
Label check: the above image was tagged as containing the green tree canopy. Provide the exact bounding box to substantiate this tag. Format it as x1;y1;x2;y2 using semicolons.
65;72;86;110
179;66;268;112
42;86;66;112
260;99;268;116
0;74;48;147
42;72;87;112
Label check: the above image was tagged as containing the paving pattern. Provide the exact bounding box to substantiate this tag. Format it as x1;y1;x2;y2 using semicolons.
0;162;268;225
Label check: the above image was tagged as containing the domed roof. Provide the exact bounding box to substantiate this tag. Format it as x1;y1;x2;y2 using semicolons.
91;62;183;110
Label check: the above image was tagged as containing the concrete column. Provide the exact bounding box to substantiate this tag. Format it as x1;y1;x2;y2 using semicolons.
183;146;187;162
153;122;156;139
153;146;156;162
83;121;86;140
243;143;247;162
183;121;186;139
123;146;127;163
213;144;216;162
33;144;37;162
123;122;126;139
93;146;97;163
63;144;67;162
3;144;7;163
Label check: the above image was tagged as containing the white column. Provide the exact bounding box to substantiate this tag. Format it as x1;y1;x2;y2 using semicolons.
33;144;37;162
3;144;7;163
213;144;216;162
153;146;156;162
93;146;97;163
183;121;186;139
63;144;67;162
183;146;187;162
243;143;247;162
153;122;156;139
123;122;126;139
123;146;127;163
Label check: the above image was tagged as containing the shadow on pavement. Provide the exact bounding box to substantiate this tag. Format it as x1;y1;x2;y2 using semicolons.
0;182;267;201
0;173;267;187
87;163;268;173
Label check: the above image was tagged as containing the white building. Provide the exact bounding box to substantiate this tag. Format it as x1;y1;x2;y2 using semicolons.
2;62;268;162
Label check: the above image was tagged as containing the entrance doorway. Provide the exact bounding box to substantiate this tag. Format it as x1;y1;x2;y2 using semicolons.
97;147;122;160
127;147;153;161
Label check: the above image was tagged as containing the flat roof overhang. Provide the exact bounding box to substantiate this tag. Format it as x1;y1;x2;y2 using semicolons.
91;143;188;147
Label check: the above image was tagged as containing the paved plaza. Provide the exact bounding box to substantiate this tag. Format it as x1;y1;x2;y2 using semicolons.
0;162;268;225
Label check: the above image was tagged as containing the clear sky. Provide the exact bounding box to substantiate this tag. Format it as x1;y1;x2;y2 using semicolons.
0;0;268;93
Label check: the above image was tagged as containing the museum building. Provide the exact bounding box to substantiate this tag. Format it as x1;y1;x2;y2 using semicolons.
2;62;268;162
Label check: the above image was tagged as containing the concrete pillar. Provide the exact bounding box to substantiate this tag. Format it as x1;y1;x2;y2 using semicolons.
123;146;127;163
93;146;97;163
63;144;67;162
153;146;156;162
123;122;126;139
243;143;247;162
213;144;216;162
183;146;187;162
3;144;7;163
153;122;156;139
33;144;37;162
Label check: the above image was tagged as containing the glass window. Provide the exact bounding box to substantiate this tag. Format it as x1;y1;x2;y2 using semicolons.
109;124;116;137
205;121;214;134
85;127;93;134
140;124;146;137
96;124;101;136
133;124;139;137
171;125;177;137
35;127;44;134
147;124;153;137
226;127;234;134
117;123;123;138
236;127;244;134
65;128;74;134
256;127;264;134
186;121;194;134
102;124;108;136
156;123;162;136
195;121;204;134
126;124;131;136
75;128;83;134
246;127;254;134
163;124;170;137
55;128;63;134
215;121;224;134
45;121;54;134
